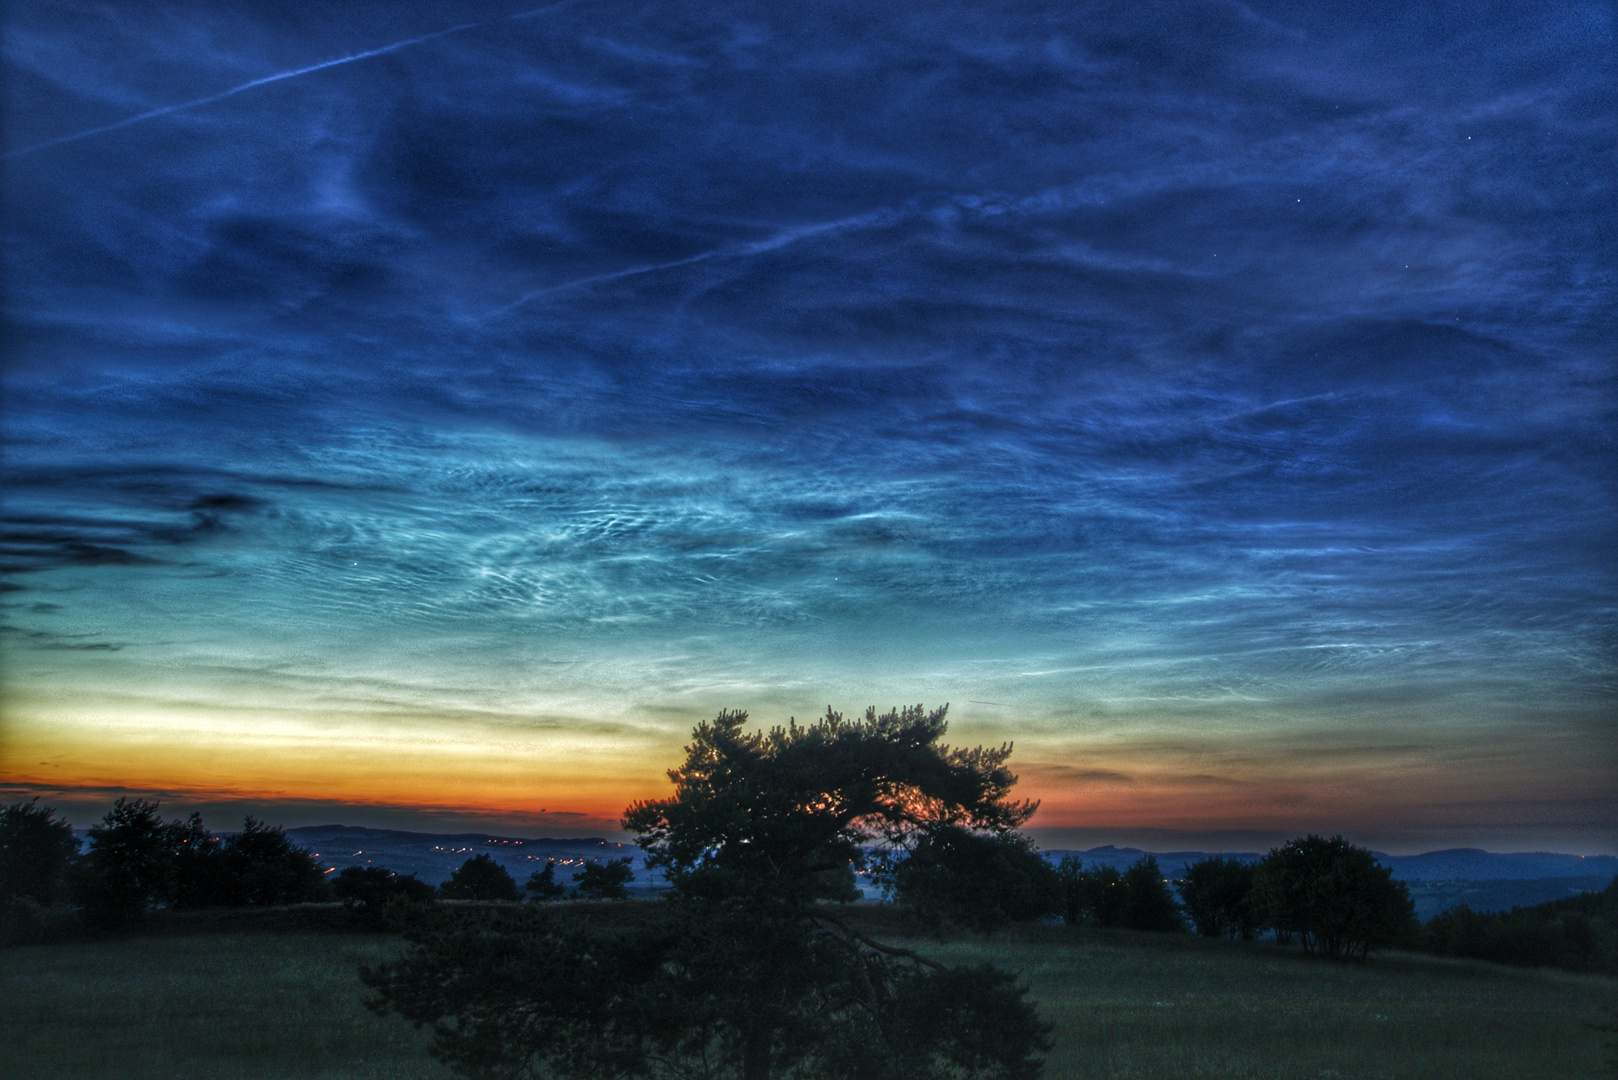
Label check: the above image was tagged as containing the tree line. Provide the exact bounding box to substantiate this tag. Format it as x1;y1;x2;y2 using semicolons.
10;789;1604;975
1422;877;1618;974
0;797;642;941
1052;837;1418;961
1051;841;1616;974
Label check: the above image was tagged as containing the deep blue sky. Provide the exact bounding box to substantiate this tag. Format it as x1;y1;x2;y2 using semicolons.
3;0;1613;851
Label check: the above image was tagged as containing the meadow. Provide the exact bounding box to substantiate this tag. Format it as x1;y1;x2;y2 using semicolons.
2;911;1612;1080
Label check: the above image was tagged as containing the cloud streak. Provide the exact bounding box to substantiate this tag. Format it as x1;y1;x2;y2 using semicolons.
4;2;575;160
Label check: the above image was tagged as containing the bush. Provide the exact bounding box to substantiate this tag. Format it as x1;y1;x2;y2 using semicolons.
439;854;522;902
333;866;437;928
1250;835;1415;959
0;895;80;945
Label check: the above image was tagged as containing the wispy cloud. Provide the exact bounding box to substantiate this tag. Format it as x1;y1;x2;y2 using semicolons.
5;2;578;160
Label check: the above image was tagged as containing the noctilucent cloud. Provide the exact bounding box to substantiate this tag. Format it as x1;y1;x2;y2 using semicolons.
3;0;1613;852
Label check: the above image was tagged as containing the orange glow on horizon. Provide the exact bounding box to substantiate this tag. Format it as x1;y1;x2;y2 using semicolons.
5;699;1597;845
1;707;677;828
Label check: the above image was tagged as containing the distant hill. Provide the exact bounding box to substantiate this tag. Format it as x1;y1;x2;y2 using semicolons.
286;825;655;892
1040;846;1262;879
1375;848;1618;882
1402;876;1614;922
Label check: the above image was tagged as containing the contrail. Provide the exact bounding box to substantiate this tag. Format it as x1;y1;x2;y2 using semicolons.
490;205;902;317
4;3;570;161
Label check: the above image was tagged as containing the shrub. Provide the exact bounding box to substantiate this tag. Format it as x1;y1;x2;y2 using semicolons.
333;866;437;928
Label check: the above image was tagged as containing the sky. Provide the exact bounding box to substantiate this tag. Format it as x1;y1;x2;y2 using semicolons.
2;0;1613;854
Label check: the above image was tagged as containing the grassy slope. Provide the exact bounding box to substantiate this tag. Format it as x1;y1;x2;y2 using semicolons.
1;932;448;1080
2;915;1613;1080
934;925;1615;1080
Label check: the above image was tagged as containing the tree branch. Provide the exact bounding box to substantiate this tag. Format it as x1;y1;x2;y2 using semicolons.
808;910;945;970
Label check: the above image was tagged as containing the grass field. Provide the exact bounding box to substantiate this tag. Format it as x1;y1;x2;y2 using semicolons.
1;932;448;1080
2;915;1613;1079
935;925;1616;1079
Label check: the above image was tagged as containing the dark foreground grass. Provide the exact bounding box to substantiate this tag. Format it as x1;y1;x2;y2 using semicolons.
0;931;447;1080
927;924;1616;1080
2;911;1613;1079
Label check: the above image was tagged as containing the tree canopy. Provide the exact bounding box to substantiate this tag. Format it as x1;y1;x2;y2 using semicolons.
0;800;79;908
73;800;328;925
439;854;522;902
334;866;437;928
1249;835;1415;959
365;704;1052;1080
1177;856;1259;940
572;857;634;900
623;706;1038;906
524;861;568;902
77;798;181;927
1055;854;1184;933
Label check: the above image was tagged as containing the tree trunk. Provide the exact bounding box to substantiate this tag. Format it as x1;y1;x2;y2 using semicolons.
742;1026;771;1080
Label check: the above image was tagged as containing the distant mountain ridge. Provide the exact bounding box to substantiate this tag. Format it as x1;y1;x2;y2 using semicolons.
1375;848;1617;882
288;824;627;849
285;825;651;892
278;827;1616;904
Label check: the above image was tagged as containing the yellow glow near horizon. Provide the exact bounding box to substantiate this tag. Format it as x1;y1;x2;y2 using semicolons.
4;682;1604;847
1;700;679;824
